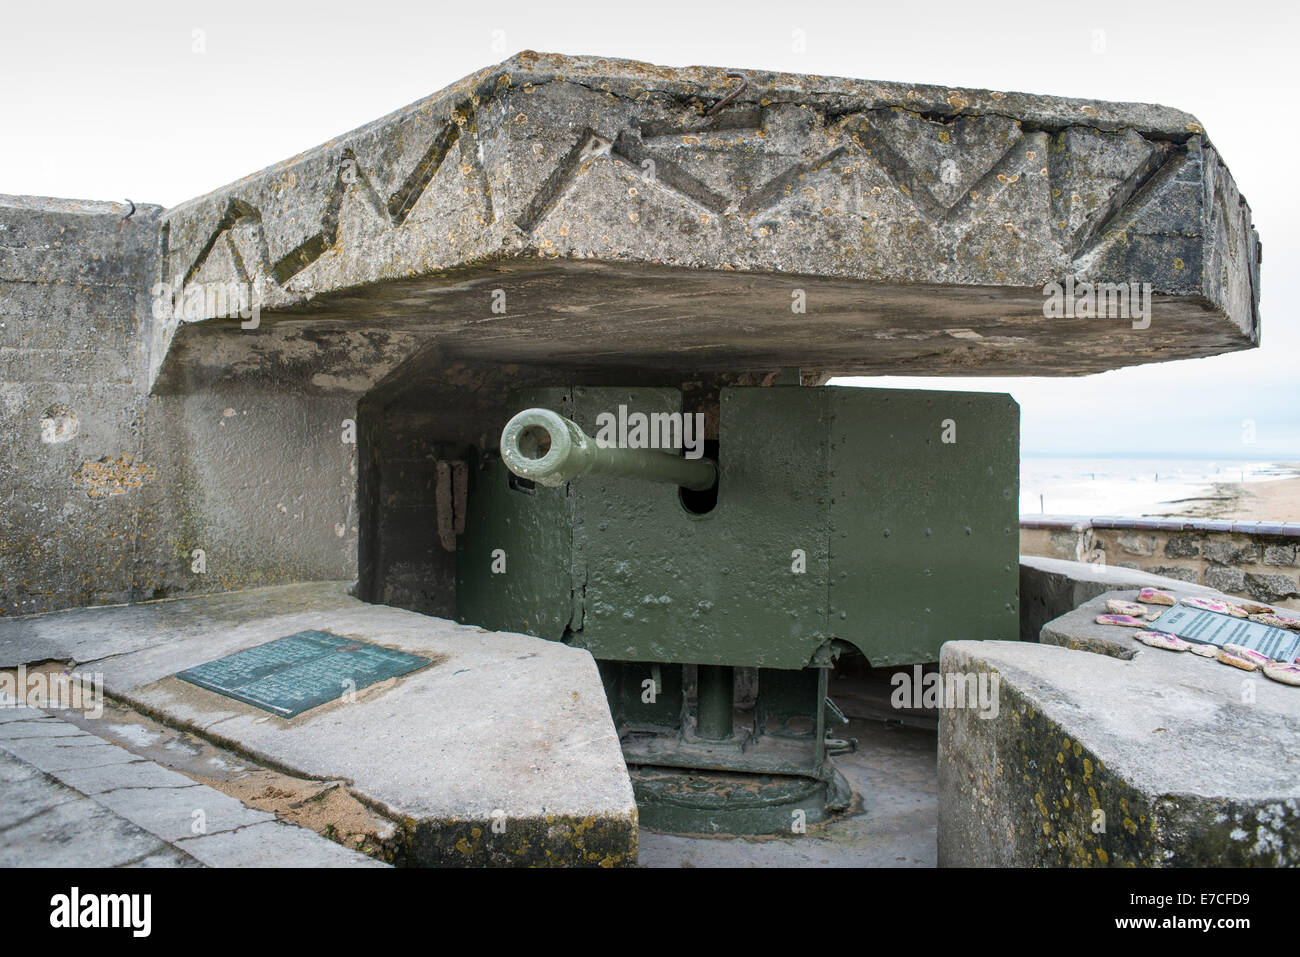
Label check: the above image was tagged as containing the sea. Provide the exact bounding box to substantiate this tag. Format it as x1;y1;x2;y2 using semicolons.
1019;457;1298;518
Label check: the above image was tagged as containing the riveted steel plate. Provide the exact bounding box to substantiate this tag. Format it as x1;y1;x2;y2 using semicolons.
176;630;431;717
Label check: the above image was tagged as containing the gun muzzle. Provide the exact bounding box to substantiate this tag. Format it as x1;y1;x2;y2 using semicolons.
500;408;716;491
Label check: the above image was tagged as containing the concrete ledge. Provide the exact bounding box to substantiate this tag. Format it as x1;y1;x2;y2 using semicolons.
938;636;1300;867
0;583;638;866
1019;555;1215;644
148;52;1259;391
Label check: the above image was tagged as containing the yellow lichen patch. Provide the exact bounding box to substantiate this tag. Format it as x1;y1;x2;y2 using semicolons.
1173;257;1185;270
1096;847;1109;864
73;455;158;500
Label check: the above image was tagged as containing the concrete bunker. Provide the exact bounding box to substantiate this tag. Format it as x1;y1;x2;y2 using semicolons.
0;52;1263;850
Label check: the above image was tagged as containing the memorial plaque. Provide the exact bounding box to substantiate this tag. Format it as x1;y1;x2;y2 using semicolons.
1152;607;1300;662
177;630;431;717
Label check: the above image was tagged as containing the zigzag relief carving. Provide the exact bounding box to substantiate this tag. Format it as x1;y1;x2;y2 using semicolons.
1046;128;1168;260
1070;147;1194;277
519;106;849;227
387;98;475;224
182;198;262;286
179;99;485;294
515;129;614;232
173;83;1212;304
842;110;1024;219
516;104;1182;249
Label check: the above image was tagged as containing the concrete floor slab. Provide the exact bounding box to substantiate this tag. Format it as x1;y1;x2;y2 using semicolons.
0;583;638;866
0;750;198;868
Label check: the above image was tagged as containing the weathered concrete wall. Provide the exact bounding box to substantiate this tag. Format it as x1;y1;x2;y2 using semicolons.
0;197;159;615
1022;519;1300;610
0;196;360;616
138;391;359;598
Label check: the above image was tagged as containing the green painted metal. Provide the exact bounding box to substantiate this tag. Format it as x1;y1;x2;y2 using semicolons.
455;402;573;641
455;381;1018;834
598;659;685;733
176;631;430;718
500;407;716;490
827;387;1021;666
694;665;734;740
567;384;831;670
459;383;1019;669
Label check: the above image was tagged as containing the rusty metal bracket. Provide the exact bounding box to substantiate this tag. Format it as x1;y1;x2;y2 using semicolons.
704;72;748;117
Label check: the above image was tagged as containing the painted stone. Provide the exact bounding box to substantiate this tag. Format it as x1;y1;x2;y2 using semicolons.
1216;649;1258;671
1107;599;1148;617
1180;596;1233;614
1249;613;1300;630
1096;614;1144;627
1223;643;1273;666
1187;643;1218;657
1262;660;1300;686
1137;588;1176;606
1238;602;1275;616
1133;631;1190;652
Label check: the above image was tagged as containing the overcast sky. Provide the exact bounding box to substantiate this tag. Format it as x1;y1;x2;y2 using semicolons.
3;0;1295;458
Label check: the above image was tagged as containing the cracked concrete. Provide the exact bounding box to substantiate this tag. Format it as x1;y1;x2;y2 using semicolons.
0;702;383;867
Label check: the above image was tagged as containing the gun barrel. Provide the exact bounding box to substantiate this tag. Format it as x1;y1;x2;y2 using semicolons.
500;408;717;491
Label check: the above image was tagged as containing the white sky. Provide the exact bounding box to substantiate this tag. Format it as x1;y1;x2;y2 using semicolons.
3;0;1295;457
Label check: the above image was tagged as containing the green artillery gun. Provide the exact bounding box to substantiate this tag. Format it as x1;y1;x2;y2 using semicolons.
458;382;1019;832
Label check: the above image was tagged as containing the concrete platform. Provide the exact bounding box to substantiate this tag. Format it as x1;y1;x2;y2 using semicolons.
938;629;1300;866
0;703;379;867
0;583;637;866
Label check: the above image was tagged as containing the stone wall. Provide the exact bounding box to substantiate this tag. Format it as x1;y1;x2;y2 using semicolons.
0;196;359;617
1021;518;1300;610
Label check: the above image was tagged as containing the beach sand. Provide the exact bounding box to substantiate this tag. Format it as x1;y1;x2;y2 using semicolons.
1167;472;1300;522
